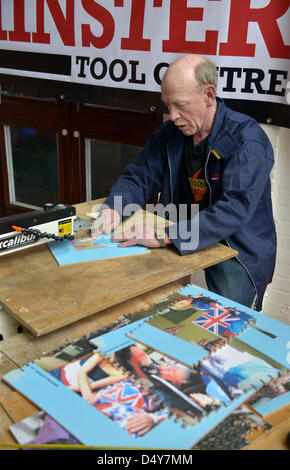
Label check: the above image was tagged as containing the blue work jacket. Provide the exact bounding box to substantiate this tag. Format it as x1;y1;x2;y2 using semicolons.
105;98;277;311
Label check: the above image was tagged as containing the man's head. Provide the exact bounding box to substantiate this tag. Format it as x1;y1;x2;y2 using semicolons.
161;55;218;142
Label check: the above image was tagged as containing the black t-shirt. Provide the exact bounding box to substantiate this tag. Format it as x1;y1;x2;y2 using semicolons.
177;136;210;218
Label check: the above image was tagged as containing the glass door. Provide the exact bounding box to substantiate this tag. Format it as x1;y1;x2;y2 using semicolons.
0;95;73;216
71;103;162;203
85;139;142;201
4;125;59;209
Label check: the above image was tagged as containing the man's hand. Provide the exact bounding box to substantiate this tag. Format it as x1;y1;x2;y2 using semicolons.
91;209;121;239
111;224;172;248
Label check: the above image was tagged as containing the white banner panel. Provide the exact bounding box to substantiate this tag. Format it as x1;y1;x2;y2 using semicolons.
0;0;289;105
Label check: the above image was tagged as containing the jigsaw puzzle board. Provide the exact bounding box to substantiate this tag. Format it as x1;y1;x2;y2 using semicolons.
3;285;289;449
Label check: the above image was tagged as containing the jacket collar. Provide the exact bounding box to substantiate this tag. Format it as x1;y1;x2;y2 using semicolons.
208;98;244;159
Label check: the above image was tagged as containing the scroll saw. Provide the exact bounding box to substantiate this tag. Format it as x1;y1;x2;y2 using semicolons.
0;203;94;256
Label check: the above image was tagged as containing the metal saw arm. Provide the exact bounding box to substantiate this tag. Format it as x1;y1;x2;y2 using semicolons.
0;203;93;256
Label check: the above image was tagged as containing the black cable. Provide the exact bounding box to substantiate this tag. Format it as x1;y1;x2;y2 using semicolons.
17;227;74;241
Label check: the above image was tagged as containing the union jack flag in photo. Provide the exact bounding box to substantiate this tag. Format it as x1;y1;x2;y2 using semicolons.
94;379;169;436
193;305;249;337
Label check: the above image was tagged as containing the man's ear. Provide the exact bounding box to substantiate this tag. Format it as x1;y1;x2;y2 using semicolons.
204;85;216;105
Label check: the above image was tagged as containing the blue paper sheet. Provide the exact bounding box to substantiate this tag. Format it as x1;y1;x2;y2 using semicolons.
48;233;149;265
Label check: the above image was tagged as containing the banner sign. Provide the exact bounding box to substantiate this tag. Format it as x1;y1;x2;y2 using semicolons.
0;0;289;113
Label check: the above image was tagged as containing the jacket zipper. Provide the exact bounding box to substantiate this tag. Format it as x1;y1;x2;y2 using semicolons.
205;147;213;204
167;145;174;204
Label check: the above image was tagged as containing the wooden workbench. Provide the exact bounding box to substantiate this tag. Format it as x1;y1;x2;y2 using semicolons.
0;200;237;336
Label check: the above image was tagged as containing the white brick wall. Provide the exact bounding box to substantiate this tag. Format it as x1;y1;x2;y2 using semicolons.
262;126;290;325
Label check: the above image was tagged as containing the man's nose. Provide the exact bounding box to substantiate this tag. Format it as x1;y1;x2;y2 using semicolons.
168;107;180;122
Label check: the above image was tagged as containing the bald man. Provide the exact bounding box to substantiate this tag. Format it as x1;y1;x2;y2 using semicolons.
92;55;276;312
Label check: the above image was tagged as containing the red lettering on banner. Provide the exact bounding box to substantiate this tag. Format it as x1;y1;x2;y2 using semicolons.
153;0;163;7
121;0;150;51
220;0;290;59
81;0;115;49
32;0;75;46
33;0;49;44
0;0;7;40
0;0;288;62
9;0;30;42
162;0;218;54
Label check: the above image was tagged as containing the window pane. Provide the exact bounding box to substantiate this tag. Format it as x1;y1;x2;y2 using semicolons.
87;139;142;200
5;126;59;208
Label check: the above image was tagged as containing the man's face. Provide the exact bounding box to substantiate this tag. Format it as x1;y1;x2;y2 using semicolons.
161;79;209;137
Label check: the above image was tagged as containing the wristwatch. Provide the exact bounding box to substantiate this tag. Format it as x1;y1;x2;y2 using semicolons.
155;229;168;247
